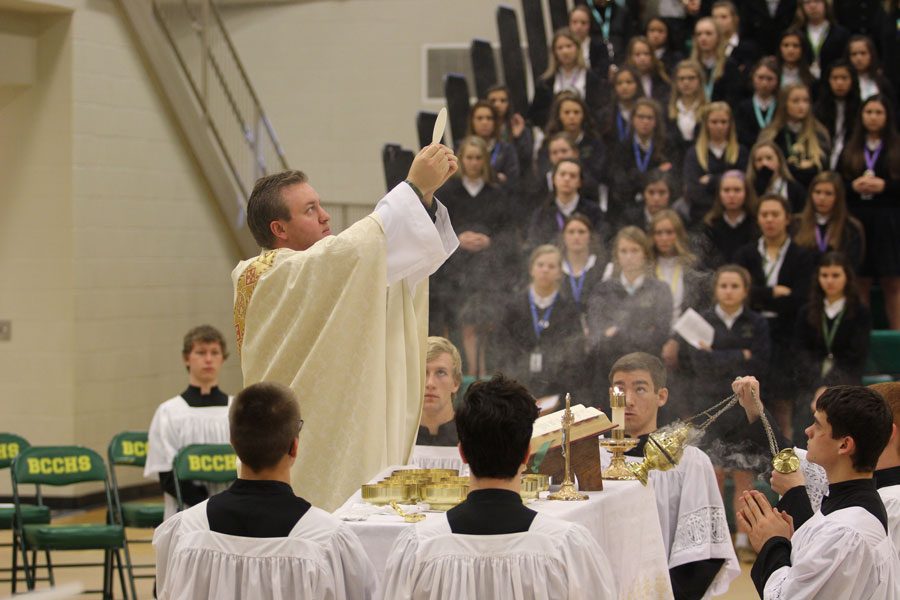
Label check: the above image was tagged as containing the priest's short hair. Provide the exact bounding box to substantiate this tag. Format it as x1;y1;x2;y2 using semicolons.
816;385;893;472
229;382;302;471
455;374;539;479
247;170;309;248
609;352;667;392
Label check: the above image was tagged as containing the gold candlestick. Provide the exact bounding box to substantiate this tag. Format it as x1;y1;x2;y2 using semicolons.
600;387;638;480
548;393;588;501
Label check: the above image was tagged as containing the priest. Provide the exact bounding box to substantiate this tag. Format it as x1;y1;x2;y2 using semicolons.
233;144;458;511
739;386;899;599
380;374;617;599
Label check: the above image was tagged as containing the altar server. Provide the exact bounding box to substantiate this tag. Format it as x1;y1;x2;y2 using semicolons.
600;352;740;600
153;382;377;600
144;325;231;520
380;375;617;600
739;385;899;599
233;146;458;511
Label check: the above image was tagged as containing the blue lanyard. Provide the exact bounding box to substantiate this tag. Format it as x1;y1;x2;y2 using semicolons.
633;139;653;173
565;261;588;305
529;290;557;340
616;111;628;142
490;142;501;166
555;211;566;231
589;1;613;41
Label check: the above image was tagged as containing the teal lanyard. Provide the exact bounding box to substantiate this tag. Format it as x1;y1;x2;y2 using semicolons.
752;98;775;129
589;1;613;41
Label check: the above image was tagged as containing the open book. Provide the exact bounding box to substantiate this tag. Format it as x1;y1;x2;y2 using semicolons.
529;404;615;455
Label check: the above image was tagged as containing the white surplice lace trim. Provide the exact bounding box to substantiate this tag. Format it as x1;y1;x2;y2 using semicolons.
672;506;730;554
801;458;829;512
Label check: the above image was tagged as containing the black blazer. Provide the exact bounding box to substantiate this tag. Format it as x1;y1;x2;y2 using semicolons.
752;168;807;214
841;139;900;210
792;300;872;389
792;217;865;273
607;138;672;226
700;216;760;267
704;59;746;106
586;276;674;356
526;196;610;250
733;239;816;343
683;145;750;223
739;0;800;57
528;69;605;130
769;126;831;189
734;97;776;148
727;36;760;77
800;24;851;79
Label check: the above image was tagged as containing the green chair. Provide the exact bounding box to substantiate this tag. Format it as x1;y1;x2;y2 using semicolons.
0;433;51;594
11;445;135;598
862;330;900;385
171;444;237;512
108;431;163;590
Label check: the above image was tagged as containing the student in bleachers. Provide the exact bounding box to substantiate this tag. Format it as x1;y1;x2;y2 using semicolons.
431;136;513;371
735;57;781;148
834;0;888;51
792;0;851;81
758;83;831;189
646;16;684;76
739;0;800;57
569;4;610;79
625;36;671;107
623;168;679;229
793;171;864;271
528;28;603;130
689;264;771;557
711;0;758;75
538;91;606;198
792;251;872;441
560;213;609;320
776;29;817;91
840;94;900;329
580;0;636;72
689;17;743;105
814;60;861;169
683;101;750;223
531;132;603;210
494;245;584;402
701;170;759;267
847;35;895;102
746;140;806;213
586;226;673;396
734;193;815;430
609;98;674;227
527;158;605;250
486;84;534;184
666;60;707;180
598;65;645;149
466;101;520;191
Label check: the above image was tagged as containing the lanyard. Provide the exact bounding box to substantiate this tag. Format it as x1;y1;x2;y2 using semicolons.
529;290;557;340
559;69;581;91
616;111;628;142
565;261;588;305
821;309;845;355
555;210;566;231
704;68;715;100
806;24;829;63
752;98;775;129
589;1;613;42
490;142;501;166
864;141;883;173
815;223;829;252
655;262;682;298
633;139;653;173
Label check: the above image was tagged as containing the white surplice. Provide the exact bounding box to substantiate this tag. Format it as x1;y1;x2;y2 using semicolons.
143;396;231;520
880;484;900;561
378;512;617;600
233;182;457;511
153;499;378;600
601;445;740;598
407;445;469;475
763;507;900;600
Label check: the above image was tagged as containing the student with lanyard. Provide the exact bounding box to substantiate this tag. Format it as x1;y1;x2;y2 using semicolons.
746;140;806;214
665;60;708;183
711;0;759;76
526;158;607;250
645;17;685;77
582;0;636;77
530;132;602;212
758;83;831;189
528;28;603;130
683;101;750;224
793;171;864;271
734;193;815;431
700;170;759;267
792;251;872;440
625;36;672;107
793;0;850;81
846;35;895;103
597;65;645;151
840;94;900;330
735;57;780;149
568;4;611;80
608;98;674;228
814;60;862;170
776;29;817;92
688;17;743;107
466;101;520;192
622;168;679;229
486;84;534;184
493;245;583;405
560;213;608;326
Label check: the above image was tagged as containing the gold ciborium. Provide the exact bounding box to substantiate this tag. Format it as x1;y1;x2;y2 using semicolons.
600;386;639;480
628;422;691;485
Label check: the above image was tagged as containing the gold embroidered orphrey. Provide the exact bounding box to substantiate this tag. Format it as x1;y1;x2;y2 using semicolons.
234;250;278;353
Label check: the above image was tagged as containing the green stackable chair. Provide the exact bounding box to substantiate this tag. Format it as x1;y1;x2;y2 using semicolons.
171;444;237;512
11;445;135;599
108;431;163;590
863;330;900;385
0;433;51;594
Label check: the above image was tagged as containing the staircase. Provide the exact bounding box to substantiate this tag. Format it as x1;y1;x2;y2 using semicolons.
117;0;289;256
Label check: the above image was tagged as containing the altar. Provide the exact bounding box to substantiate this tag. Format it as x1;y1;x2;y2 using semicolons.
334;466;675;600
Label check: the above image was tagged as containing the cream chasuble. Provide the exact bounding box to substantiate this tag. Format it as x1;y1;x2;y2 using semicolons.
232;183;457;511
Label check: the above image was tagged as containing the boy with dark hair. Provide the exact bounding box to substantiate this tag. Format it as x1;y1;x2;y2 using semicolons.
154;382;376;599
600;352;740;600
381;374;617;599
740;385;899;599
145;325;232;520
